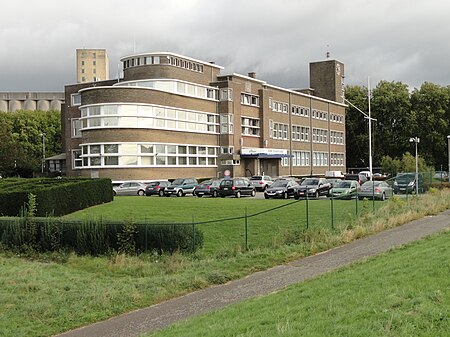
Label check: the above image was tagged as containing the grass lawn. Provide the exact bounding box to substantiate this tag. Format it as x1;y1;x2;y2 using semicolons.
0;190;448;336
63;196;382;254
147;229;450;337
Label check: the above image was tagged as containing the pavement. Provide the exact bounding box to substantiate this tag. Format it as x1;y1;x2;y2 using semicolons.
55;210;450;337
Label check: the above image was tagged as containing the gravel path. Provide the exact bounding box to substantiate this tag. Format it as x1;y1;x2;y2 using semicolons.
55;210;450;337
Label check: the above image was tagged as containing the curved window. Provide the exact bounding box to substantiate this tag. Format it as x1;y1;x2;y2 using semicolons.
80;103;219;134
114;79;218;100
79;142;217;168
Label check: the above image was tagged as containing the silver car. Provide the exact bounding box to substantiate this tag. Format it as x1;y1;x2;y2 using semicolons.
113;182;148;196
357;181;393;201
249;175;273;191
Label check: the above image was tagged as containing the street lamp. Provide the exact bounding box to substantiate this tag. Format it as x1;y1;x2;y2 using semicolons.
41;132;46;174
409;137;420;195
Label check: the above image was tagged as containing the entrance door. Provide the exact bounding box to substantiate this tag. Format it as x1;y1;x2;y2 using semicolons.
261;159;279;177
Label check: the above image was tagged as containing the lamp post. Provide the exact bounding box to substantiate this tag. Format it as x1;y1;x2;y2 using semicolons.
409;137;420;195
41;132;46;174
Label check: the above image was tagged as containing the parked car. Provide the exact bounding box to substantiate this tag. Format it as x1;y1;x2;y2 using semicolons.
264;179;299;199
193;179;222;198
249;175;273;191
393;173;423;194
145;180;171;197
434;171;448;180
294;178;332;199
358;181;393;200
164;178;198;197
344;173;368;185
325;170;344;179
219;177;256;198
113;181;148;196
329;180;358;199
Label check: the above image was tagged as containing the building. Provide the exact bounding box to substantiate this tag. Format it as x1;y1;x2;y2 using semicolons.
76;49;109;83
0;92;64;112
62;52;346;180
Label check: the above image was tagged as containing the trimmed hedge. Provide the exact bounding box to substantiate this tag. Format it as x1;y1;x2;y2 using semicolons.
0;216;203;255
0;178;113;216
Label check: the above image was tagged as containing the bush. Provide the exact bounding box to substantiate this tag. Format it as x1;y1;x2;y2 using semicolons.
0;178;113;216
0;216;203;255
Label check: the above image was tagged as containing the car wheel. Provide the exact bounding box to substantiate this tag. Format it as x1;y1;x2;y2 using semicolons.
381;192;386;201
138;190;145;196
283;192;288;199
113;191;116;196
294;195;299;200
212;190;218;198
315;191;319;199
197;194;203;198
235;191;241;198
158;190;164;197
251;189;256;197
264;194;270;199
176;190;183;197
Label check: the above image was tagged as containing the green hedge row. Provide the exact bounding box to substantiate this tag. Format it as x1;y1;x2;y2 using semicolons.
0;216;203;255
0;178;113;216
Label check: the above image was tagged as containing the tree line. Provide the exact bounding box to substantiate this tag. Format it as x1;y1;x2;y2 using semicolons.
0;110;61;177
345;81;450;172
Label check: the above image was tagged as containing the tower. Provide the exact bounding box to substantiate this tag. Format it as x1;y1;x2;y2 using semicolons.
76;49;109;83
309;60;345;103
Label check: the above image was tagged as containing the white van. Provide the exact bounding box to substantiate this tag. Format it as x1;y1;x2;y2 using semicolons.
325;171;344;178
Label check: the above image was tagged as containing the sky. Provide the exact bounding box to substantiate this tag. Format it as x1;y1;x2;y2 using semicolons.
1;0;450;92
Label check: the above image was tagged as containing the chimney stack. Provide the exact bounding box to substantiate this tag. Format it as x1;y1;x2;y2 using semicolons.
248;72;256;78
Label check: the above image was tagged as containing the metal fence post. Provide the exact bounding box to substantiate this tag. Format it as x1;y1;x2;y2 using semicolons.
330;194;334;230
306;194;309;229
244;207;248;251
355;191;358;216
192;215;196;253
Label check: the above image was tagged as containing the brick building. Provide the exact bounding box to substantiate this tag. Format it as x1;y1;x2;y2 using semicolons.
62;52;346;180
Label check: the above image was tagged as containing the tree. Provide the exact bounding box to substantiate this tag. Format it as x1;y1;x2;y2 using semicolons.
410;82;450;169
371;81;413;164
344;85;370;169
0;110;61;177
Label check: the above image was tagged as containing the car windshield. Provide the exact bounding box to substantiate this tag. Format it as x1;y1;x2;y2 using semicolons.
271;180;289;187
250;176;262;181
395;174;415;183
334;181;351;188
171;179;184;185
221;180;233;187
147;182;159;187
199;180;212;186
302;178;318;186
361;181;381;187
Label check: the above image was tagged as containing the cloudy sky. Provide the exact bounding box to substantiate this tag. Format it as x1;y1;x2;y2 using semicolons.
1;0;449;92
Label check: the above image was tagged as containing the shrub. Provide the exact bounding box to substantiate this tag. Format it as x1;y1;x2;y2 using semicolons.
0;217;203;255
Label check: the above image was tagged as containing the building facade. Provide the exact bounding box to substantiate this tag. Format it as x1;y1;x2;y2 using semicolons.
0;92;64;112
76;49;109;83
62;52;346;180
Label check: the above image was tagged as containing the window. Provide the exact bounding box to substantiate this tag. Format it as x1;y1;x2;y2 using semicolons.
221;147;234;154
269;121;288;140
220;88;233;101
241;117;260;136
72;118;82;138
71;93;81;106
220;114;233;134
72;150;82;168
271;100;288;113
240;93;259;107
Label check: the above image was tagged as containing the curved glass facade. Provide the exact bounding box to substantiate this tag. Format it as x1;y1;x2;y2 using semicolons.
79;142;218;168
114;79;218;101
80;103;219;134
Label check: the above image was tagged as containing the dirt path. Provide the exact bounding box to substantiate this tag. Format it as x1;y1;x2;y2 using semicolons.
55;210;450;337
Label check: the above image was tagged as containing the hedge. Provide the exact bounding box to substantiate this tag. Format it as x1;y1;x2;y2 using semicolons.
0;216;203;255
0;178;113;216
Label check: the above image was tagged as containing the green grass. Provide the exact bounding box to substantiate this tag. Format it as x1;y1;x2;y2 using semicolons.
63;196;382;253
147;229;450;337
0;190;449;336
